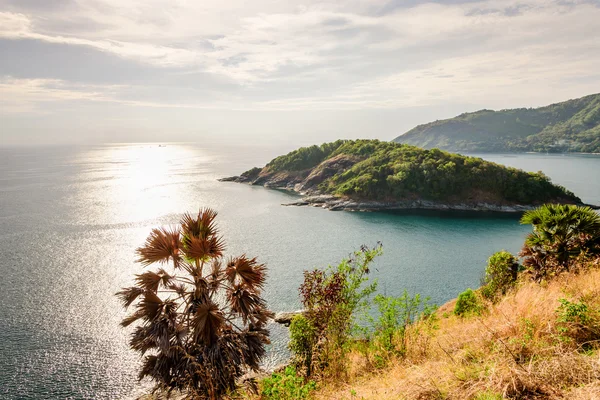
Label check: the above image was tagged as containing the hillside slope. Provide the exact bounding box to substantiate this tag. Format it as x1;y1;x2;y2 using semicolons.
393;93;600;153
222;140;583;212
314;259;600;400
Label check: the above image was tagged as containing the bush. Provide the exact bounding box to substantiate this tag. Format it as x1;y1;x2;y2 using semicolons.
481;251;519;301
260;366;316;400
454;288;483;317
474;391;503;400
289;315;316;375
117;209;272;399
291;244;381;377
372;291;436;355
556;298;600;347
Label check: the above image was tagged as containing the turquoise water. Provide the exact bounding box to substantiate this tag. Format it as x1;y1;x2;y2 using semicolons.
0;144;598;399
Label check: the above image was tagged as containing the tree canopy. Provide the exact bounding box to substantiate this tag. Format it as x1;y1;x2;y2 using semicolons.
256;140;580;205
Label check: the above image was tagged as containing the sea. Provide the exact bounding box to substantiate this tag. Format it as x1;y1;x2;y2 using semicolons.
0;143;599;399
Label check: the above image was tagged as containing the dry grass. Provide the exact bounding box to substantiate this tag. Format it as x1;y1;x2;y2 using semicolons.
313;267;600;400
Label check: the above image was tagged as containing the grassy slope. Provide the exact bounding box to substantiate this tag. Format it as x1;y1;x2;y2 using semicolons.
393;93;600;153
314;259;600;400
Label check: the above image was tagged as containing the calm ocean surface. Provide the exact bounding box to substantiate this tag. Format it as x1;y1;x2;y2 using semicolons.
0;144;599;399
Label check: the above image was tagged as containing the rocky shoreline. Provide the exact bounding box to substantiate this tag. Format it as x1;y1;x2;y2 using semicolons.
281;194;540;212
220;175;600;213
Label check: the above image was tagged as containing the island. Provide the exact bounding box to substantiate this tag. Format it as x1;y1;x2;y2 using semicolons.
393;93;600;153
220;140;591;212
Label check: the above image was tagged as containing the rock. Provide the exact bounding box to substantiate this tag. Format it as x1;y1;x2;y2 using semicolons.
282;201;309;206
273;310;305;326
280;196;546;213
218;176;241;182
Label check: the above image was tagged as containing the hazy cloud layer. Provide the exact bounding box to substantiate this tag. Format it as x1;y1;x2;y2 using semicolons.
1;0;599;145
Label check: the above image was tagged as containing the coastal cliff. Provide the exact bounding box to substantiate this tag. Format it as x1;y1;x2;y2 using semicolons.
220;140;588;212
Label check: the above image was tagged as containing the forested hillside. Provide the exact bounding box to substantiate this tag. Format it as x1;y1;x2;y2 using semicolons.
394;93;600;153
231;140;581;207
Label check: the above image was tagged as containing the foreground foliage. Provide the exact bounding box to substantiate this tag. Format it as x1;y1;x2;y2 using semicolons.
481;251;520;301
264;204;600;399
260;366;316;400
520;204;600;280
289;245;381;379
118;209;272;399
454;288;483;317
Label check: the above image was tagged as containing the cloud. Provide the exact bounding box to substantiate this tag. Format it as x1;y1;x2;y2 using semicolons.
0;0;599;116
0;76;127;113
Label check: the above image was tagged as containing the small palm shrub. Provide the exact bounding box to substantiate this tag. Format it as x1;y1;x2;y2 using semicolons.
454;288;483;317
520;204;600;280
117;209;273;399
481;251;519;301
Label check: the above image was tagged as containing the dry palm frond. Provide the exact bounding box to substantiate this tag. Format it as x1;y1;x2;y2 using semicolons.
137;227;181;267
116;286;145;308
180;208;220;240
139;290;164;321
225;256;267;290
227;284;269;324
192;301;225;345
135;271;165;292
183;235;225;261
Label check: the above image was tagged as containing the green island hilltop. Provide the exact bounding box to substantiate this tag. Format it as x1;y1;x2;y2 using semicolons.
221;140;589;212
393;93;600;153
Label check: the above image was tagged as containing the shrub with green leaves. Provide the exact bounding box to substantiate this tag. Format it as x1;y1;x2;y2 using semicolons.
556;298;600;346
454;288;483;317
260;366;316;400
292;244;381;377
474;391;503;400
481;251;519;301
372;291;436;355
289;315;316;374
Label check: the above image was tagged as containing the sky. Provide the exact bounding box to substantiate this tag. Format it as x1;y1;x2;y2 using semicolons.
1;0;599;147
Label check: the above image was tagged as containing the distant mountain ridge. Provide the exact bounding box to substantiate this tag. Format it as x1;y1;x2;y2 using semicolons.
393;93;600;153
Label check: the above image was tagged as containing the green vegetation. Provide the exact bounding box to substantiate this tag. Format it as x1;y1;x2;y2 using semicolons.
124;205;600;399
117;209;272;399
474;391;504;400
278;203;600;399
290;245;380;378
260;366;316;400
252;139;580;205
519;204;600;280
266;140;346;172
556;297;600;347
394;93;600;153
454;288;483;317
481;251;519;301
370;291;436;356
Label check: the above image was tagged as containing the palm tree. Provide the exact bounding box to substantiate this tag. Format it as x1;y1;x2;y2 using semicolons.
117;208;273;399
520;204;600;279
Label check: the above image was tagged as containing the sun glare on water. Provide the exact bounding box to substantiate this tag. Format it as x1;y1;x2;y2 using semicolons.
76;143;207;226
